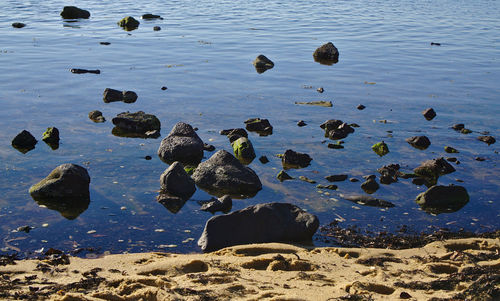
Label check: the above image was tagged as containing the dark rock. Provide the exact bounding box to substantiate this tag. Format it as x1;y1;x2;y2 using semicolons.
141;14;163;20
12;130;37;153
422;108;436;121
400;292;412;299
118;16;140;31
145;155;152;160
103;88;137;103
349;178;359;182
377;164;400;184
317;87;324;93
158;122;204;165
340;194;395;208
313;42;339;65
316;184;337;190
297;120;307;127
281;149;312;169
461;128;472;134
157;193;186;214
153;26;161;31
198;202;319;252
416;185;469;214
231;137;256;165
478;136;495;145
475;157;486;161
452;124;464;131
430;42;441;46
372;141;389;156
357;104;366;110
363;175;376;180
361;178;379;194
100;42;111;45
112;111;160;135
70;68;100;74
122;91;138;103
244;118;273;135
12;22;26;28
320;119;343;132
200;195;232;214
446;157;457;162
412;177;426;186
253;55;274;73
327;143;344;149
414;158;456;186
60;6;90;19
161;86;167;90
444;146;459;153
405;136;431;150
325;174;348;182
160;162;196;200
299;176;316;184
89;111;105;123
259;156;269;164
42;127;59;150
277;170;294;182
192;150;262;198
29;164;90;219
17;225;33;233
220;128;248;143
320;120;355;140
203;143;215;152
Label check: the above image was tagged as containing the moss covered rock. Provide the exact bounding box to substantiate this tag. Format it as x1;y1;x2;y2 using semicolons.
118;16;140;30
372;141;389;157
231;137;256;164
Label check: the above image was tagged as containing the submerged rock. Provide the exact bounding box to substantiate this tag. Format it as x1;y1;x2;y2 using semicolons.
452;124;465;131
60;6;90;19
406;136;431;150
277;170;294;182
12;130;37;153
160;162;196;200
372;141;389;157
118;16;140;30
157;193;186;214
253;55;274;73
158;122;204;165
192;150;262;198
295;101;333;107
416;185;469;214
281;149;312;169
414;158;456;186
422;108;436;121
244;118;273;135
200;195;232;214
231;137;256;165
42;127;60;150
313;42;339;65
198;202;319;252
340;194;395;208
361;178;379;194
478;135;496;145
112;111;160;135
29;164;90;219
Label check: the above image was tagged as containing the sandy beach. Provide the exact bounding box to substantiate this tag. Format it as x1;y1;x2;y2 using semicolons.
1;237;499;300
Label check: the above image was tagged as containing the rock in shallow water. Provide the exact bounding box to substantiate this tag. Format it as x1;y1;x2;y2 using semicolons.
281;149;312;169
313;42;339;65
200;195;232;214
416;185;469;214
253;54;274;73
198;202;319;252
231;136;256;164
406;136;431;150
112;111;160;135
118;16;140;30
192;150;261;198
160;162;196;200
60;6;90;19
157;122;204;164
11;130;37;153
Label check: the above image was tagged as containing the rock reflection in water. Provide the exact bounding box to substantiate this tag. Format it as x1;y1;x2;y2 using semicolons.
31;195;90;220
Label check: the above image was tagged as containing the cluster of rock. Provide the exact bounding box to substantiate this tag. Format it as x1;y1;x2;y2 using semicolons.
11;128;60;153
320;119;355;140
103;88;138;103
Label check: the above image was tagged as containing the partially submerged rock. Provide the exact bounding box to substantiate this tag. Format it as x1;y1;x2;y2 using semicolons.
414;158;456;186
416;185;469;214
29;164;90;219
158;122;204;165
141;14;163;20
231;137;256;165
89;110;105;123
12;22;26;28
191;150;262;198
157;193;186;214
277;170;294;182
444;146;459;153
422;108;436;121
313;42;339;65
112;111;160;136
299;176;316;184
60;6;90;19
118;16;140;31
42;127;60;150
478;136;496;145
340;194;395;208
316;184;337;190
71;69;100;74
372;141;389;157
103;88;137;103
361;178;379;194
406;136;431;150
377;164;401;184
244;118;273;136
452;124;465;131
200;195;232;214
253;55;274;73
325;174;348;182
198;202;319;252
12;130;37;153
281;149;312;169
160;162;196;200
295;101;332;107
320;119;354;140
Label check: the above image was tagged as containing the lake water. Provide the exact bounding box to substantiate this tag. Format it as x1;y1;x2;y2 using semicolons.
1;0;499;257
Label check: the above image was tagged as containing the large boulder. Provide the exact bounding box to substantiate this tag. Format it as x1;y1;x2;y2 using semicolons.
416;185;469;214
157;122;204;164
112;111;160;135
160;162;196;200
29;164;90;219
198;202;319;252
191;150;262;198
60;6;90;19
313;42;339;65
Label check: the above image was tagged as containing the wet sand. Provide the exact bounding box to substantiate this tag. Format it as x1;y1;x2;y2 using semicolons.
1;238;499;300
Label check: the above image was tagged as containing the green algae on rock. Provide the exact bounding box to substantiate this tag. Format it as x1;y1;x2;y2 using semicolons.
118;16;140;31
42;127;60;149
231;136;256;165
277;170;294;182
372;141;389;157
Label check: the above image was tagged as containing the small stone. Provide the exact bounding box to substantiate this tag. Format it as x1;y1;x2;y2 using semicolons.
349;178;359;182
12;22;26;28
406;136;431;150
361;178;379;194
253;54;274;73
244;118;273;135
145;156;152;160
42;127;60;144
231;137;256;164
161;86;167;90
141;14;162;20
277;170;294;182
122;91;138;103
299;176;316;184
313;42;339;65
17;226;33;233
112;111;160;134
316;184;337;190
203;143;215;152
372;141;389;156
281;149;312;169
317;87;324;93
475;157;485;161
452;124;464;131
259;156;269;164
461;128;472;134
70;69;100;74
416;185;469;214
153;26;161;31
327;143;344;149
478;135;495;145
100;42;111;45
118;16;140;30
325;174;348;182
60;6;90;19
444;146;459;153
446;157;457;162
400;292;412;299
200;195;232;214
295;101;332;107
357;104;366;110
422;108;436;120
297;120;307;127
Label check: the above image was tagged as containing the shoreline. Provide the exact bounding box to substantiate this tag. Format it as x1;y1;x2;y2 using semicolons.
1;237;499;300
